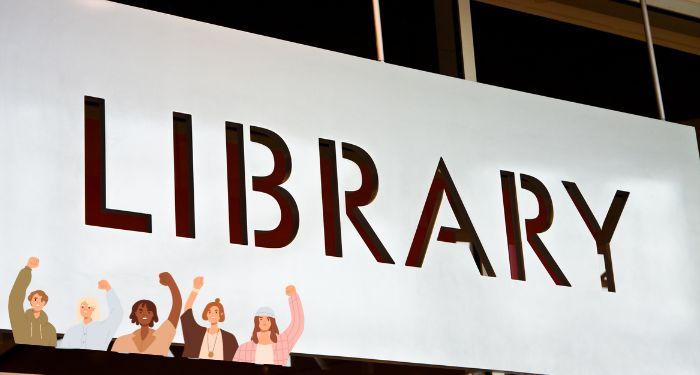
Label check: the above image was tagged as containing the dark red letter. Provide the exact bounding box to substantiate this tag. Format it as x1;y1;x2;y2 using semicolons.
84;96;152;233
250;126;299;248
562;181;629;292
405;158;495;276
319;139;342;257
520;174;570;286
342;143;394;264
226;122;248;245
173;112;195;238
501;170;524;280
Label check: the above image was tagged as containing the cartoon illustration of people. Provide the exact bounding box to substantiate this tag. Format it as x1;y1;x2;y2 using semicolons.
58;279;123;350
111;272;182;356
8;257;57;347
180;276;238;360
233;285;304;366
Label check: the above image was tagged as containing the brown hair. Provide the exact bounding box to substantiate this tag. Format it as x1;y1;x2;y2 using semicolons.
28;290;48;304
129;300;159;327
251;316;280;344
201;298;225;322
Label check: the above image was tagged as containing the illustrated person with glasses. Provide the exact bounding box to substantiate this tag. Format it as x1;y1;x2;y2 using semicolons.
58;279;123;351
180;276;239;360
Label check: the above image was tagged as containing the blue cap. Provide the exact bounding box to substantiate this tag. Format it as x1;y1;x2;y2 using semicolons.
255;306;275;318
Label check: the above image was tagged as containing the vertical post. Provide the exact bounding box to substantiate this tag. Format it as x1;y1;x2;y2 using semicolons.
372;0;385;62
640;0;666;121
434;0;462;78
457;0;477;81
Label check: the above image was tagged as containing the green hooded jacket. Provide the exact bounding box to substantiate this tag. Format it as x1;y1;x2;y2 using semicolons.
8;267;57;346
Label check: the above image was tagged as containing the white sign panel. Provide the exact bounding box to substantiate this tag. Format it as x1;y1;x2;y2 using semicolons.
0;1;699;374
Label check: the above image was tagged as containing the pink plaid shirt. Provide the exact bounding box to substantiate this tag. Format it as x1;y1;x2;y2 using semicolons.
233;293;304;366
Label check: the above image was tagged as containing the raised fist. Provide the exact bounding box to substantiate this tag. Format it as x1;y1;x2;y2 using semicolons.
26;257;39;269
285;285;297;297
193;276;204;290
97;280;112;291
159;272;175;286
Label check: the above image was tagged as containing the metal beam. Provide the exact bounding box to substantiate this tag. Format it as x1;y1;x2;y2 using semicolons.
641;0;667;120
475;0;700;56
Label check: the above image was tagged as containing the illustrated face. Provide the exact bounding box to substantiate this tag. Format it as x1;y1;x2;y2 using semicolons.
29;293;46;311
257;316;271;331
207;306;221;324
135;303;154;326
80;302;95;319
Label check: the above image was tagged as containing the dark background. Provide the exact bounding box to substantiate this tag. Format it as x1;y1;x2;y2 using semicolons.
108;0;700;128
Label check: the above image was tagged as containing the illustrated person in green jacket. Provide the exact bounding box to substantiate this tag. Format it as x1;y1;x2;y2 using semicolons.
8;257;57;346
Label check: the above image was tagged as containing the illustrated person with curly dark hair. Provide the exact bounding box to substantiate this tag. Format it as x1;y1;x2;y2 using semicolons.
111;272;182;356
180;276;238;360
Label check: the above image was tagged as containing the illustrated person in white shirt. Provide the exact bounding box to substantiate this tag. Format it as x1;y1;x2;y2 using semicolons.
58;279;123;351
180;276;238;360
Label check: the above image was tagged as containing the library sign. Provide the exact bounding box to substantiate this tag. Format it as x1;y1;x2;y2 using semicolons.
0;1;699;374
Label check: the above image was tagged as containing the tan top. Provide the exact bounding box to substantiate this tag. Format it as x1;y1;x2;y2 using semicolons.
111;320;176;356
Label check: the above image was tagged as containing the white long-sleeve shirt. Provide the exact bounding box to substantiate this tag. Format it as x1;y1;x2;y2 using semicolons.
58;289;123;351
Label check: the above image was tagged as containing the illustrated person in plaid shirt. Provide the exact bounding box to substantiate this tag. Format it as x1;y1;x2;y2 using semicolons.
233;285;304;366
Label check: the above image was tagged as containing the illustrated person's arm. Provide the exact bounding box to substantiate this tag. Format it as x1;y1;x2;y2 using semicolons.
183;276;203;312
9;257;38;335
281;285;304;348
98;280;123;335
180;276;204;353
159;272;182;328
